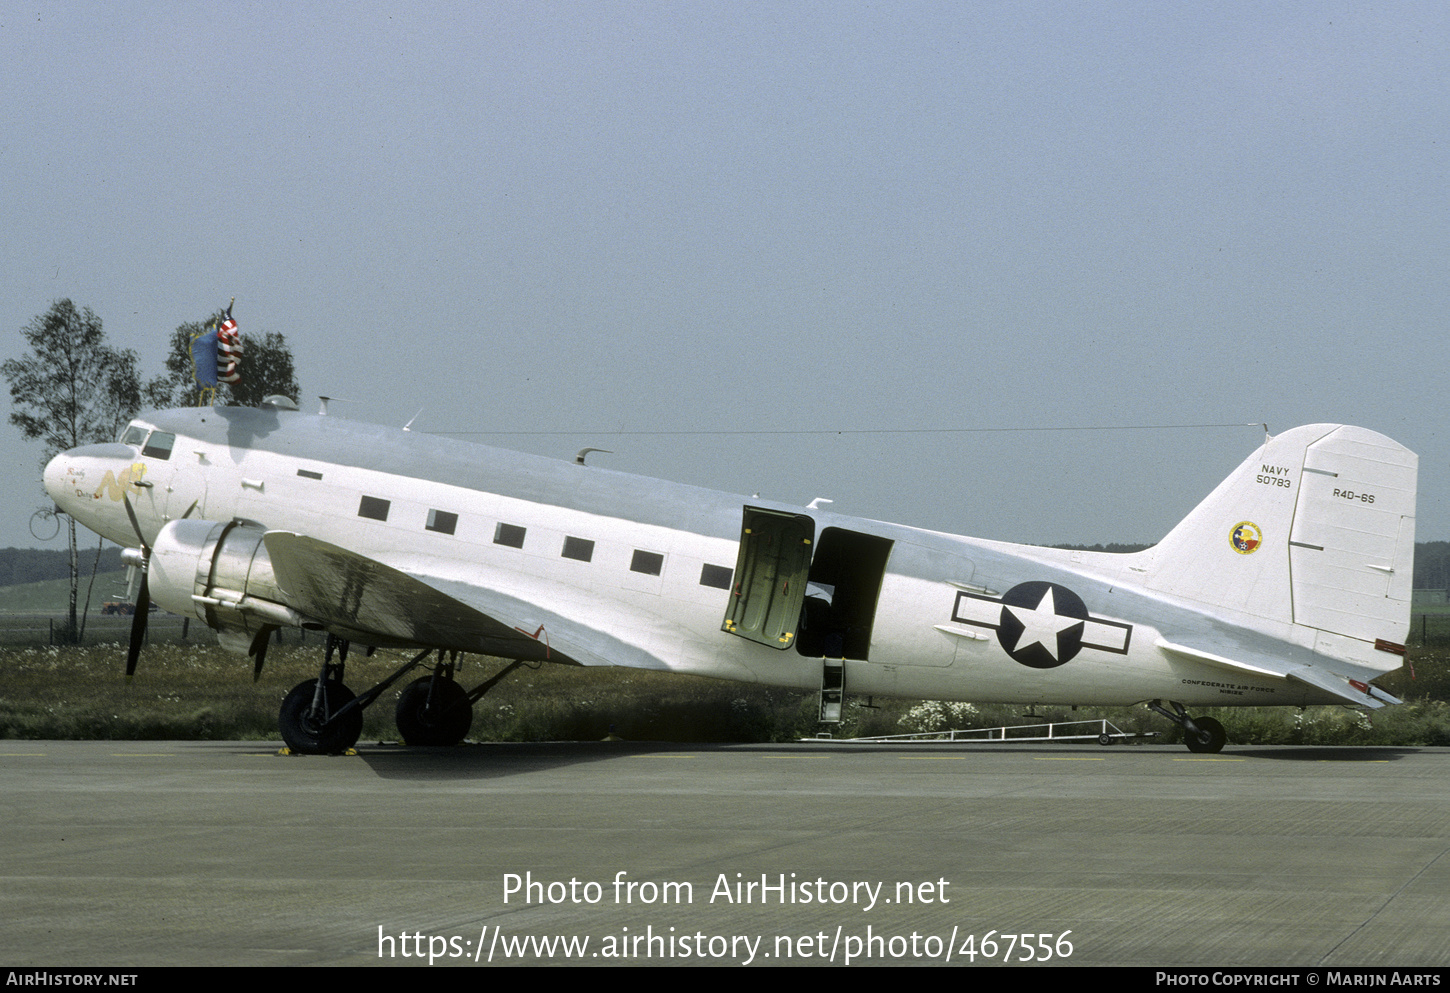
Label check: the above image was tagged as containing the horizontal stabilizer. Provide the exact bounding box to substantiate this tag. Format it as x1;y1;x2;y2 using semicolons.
1285;664;1401;710
1154;637;1283;679
1154;636;1399;708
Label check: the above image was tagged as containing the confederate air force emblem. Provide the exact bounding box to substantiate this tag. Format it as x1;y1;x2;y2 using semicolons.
1230;521;1262;554
950;581;1133;669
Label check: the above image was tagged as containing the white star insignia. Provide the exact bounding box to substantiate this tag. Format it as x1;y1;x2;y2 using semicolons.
1005;586;1080;661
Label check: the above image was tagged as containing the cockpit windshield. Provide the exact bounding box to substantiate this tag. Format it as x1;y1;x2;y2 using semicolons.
141;431;175;460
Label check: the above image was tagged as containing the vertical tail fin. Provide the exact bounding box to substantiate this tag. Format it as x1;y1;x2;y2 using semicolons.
1138;424;1416;670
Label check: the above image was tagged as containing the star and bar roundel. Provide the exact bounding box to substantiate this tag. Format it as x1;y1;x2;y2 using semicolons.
951;582;1133;669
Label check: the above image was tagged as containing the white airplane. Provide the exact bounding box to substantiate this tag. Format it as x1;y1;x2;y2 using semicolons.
42;403;1417;754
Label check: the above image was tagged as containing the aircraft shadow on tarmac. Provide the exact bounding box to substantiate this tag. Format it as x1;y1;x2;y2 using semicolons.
1218;745;1421;762
342;738;761;781
231;739;1431;780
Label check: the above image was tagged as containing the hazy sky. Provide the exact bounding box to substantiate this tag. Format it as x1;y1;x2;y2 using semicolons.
3;2;1446;553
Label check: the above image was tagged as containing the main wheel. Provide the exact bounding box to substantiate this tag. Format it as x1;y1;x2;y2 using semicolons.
279;678;363;754
395;676;473;746
1184;715;1227;754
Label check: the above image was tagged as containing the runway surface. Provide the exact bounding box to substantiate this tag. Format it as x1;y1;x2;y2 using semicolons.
2;739;1447;967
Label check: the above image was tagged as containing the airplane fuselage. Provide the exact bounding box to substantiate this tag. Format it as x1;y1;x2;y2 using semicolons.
45;406;1412;716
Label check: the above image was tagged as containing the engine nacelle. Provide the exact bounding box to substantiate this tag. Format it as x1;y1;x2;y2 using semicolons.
149;519;307;649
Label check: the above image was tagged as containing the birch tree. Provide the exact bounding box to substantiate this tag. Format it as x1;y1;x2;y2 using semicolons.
3;300;141;639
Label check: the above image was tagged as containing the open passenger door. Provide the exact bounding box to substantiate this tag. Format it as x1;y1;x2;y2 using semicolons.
721;507;814;649
722;508;894;662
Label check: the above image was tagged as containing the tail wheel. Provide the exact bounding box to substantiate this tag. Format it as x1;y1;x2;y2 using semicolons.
395;676;473;746
1184;716;1227;754
279;678;363;754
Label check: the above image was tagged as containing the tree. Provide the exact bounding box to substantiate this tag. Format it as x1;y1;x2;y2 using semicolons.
229;330;300;407
140;324;198;409
144;310;300;409
3;300;142;640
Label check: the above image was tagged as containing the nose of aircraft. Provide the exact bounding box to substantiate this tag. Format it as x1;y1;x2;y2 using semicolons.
41;442;142;546
43;449;72;510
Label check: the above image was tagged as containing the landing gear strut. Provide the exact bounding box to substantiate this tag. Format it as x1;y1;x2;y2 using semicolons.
1149;700;1228;754
279;635;368;755
279;677;363;755
395;657;531;746
277;638;530;753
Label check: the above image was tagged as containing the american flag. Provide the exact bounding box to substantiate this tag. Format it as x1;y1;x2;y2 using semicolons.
216;311;242;384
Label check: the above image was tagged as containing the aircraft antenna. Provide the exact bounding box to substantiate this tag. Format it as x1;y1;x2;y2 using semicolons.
432;421;1267;438
316;396;357;416
575;447;613;466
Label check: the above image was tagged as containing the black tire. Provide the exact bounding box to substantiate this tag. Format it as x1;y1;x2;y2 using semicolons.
279;679;363;755
1184;716;1227;754
1097;733;1113;746
395;676;472;746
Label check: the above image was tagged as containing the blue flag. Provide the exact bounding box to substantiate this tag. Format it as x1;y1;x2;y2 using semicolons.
190;328;219;387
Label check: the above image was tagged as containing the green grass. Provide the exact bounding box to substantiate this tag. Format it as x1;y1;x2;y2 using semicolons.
1406;611;1450;646
0;644;825;743
1;643;1447;746
0;570;129;614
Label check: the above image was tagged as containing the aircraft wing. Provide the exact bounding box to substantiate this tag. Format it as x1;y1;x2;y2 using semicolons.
261;531;676;672
1154;637;1402;709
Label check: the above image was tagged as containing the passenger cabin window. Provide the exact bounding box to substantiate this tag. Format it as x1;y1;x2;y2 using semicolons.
561;537;595;562
494;523;526;548
141;432;175;460
297;469;324;480
631;550;664;576
358;496;391;521
120;424;147;446
426;509;458;535
700;564;733;590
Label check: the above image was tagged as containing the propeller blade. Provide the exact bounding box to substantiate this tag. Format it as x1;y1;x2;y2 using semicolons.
121;494;150;554
121;493;151;681
248;625;277;682
125;567;149;680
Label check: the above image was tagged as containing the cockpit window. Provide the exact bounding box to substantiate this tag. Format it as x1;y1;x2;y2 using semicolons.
120;424;147;446
141;431;175;460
